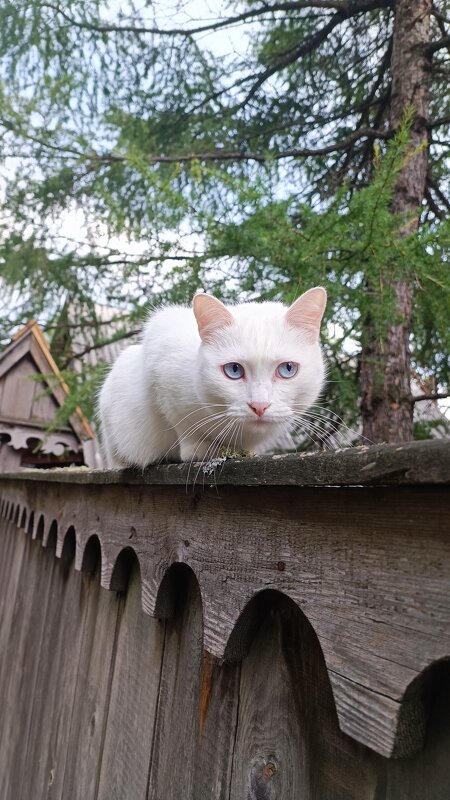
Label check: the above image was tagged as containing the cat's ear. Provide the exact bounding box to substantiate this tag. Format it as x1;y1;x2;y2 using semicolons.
286;287;327;342
193;293;234;342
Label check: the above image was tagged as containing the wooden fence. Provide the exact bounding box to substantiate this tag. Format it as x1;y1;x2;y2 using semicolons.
0;439;449;799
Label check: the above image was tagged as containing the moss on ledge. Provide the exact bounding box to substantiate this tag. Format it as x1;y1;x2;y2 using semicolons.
1;439;449;486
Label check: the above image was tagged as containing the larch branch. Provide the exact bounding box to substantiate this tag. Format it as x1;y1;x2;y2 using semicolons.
39;1;348;37
233;0;393;110
40;0;393;38
91;128;388;168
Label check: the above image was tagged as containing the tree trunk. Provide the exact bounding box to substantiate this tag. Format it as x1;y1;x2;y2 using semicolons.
360;0;431;443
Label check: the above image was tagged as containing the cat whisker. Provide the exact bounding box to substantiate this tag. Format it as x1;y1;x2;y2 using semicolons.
292;411;344;438
206;416;240;468
234;419;244;453
212;418;244;485
294;417;351;450
158;412;229;465
191;417;238;489
160;404;229;432
290;414;339;450
304;403;374;443
173;411;230;443
185;416;236;484
173;414;226;442
293;407;369;446
277;420;299;453
205;421;239;490
292;421;320;450
216;419;242;486
292;402;369;439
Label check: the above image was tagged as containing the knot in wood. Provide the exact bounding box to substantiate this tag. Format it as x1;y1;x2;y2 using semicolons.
248;755;279;799
262;761;277;781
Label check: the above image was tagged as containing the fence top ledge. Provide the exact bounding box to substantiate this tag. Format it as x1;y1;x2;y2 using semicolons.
1;439;449;486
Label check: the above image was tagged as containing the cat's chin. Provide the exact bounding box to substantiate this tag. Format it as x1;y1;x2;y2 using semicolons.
247;416;276;426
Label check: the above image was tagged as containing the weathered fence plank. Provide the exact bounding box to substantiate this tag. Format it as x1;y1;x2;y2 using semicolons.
230;598;310;800
96;562;165;800
147;568;204;800
192;655;241;799
18;537;87;800
0;520;27;701
0;530;57;800
229;594;377;800
61;562;122;800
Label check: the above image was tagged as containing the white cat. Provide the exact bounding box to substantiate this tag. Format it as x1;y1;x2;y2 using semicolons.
98;287;327;468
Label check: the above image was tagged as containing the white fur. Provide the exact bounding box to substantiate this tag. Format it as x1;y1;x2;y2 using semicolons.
98;290;327;468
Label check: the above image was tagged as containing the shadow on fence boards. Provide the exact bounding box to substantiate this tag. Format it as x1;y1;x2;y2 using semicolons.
0;439;449;799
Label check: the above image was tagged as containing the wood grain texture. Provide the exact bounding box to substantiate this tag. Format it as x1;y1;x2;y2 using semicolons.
0;518;26;641
96;563;165;800
0;532;58;800
192;654;241;800
61;562;122;800
17;538;87;800
229;597;309;800
147;567;203;800
0;355;37;419
0;335;30;380
30;380;60;422
228;592;381;800
0;519;28;745
0;469;449;758
0;506;450;797
0;440;449;761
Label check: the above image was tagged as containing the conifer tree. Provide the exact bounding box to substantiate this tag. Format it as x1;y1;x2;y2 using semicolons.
0;1;448;441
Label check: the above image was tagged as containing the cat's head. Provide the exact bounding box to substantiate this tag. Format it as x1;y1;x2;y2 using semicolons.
192;289;327;436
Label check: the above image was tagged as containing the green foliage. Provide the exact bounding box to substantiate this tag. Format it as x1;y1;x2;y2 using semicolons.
29;362;108;433
0;1;448;442
187;130;450;429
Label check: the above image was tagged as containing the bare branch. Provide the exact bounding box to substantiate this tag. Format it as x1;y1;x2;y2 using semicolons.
424;186;445;219
427;175;450;212
45;316;133;332
60;329;142;369
0;115;82;157
39;1;348;37
234;0;393;111
431;4;450;25
236;11;346;109
412;392;450;403
426;34;450;53
40;0;394;38
90;128;388;169
428;114;450;128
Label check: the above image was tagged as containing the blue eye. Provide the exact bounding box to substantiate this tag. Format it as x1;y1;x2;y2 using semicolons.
223;362;245;380
276;362;298;379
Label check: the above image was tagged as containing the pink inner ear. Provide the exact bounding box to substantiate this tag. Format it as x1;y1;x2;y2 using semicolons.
193;294;234;341
285;287;327;341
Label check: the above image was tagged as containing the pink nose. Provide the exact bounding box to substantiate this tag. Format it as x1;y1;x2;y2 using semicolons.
248;402;270;417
